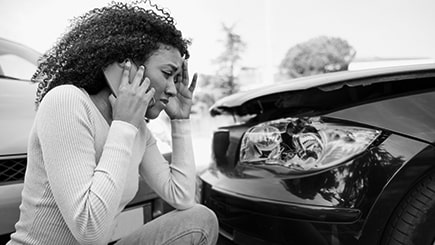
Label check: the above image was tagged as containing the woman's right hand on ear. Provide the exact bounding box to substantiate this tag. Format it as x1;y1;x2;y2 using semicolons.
109;61;155;128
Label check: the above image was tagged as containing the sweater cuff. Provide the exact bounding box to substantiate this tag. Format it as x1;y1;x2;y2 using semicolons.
170;119;191;136
112;120;139;133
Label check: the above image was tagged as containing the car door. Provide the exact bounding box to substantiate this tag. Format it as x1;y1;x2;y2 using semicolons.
0;38;40;240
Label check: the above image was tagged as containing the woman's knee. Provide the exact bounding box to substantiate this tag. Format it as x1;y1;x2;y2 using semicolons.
188;204;218;228
187;204;219;243
116;204;219;245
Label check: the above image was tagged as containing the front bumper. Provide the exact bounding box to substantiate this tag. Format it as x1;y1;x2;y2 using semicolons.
201;173;361;223
200;180;361;245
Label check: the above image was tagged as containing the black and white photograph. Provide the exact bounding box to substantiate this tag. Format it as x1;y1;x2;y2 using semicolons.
1;0;435;244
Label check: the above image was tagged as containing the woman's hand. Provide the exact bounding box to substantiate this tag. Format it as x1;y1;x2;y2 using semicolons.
110;61;155;128
165;60;197;120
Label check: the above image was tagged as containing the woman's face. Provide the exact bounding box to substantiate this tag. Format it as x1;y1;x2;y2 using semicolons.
143;45;183;119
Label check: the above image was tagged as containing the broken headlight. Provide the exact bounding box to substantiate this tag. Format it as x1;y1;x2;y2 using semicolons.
239;117;381;175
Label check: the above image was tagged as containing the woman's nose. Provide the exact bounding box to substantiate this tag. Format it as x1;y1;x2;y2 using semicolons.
165;79;177;97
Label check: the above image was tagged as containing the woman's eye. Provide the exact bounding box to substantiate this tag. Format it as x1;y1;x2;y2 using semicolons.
162;71;172;77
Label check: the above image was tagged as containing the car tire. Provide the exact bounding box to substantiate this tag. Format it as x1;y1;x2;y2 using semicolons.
382;170;435;245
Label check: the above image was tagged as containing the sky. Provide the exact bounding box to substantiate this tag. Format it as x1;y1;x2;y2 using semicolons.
1;0;435;80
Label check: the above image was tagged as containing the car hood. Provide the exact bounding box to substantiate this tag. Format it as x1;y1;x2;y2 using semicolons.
209;63;435;117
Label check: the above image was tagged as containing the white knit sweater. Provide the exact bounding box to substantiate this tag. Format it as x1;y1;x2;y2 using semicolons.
8;85;196;245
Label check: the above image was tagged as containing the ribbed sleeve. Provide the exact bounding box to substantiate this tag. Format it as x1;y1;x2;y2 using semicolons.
139;119;196;210
35;85;138;244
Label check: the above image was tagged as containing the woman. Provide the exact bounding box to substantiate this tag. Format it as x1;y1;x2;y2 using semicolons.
8;1;218;244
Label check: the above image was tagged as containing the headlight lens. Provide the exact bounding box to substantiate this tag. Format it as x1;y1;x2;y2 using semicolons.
240;117;381;175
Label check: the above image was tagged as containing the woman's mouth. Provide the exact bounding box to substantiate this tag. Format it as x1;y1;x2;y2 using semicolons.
160;98;169;106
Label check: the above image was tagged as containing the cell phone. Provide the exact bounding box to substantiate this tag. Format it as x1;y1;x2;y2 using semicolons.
102;59;138;98
102;59;156;107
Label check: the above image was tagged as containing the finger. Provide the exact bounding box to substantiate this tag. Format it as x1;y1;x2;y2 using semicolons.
146;87;156;107
182;60;189;86
132;65;145;89
188;72;198;92
147;87;155;97
108;94;117;108
139;77;151;94
120;60;132;87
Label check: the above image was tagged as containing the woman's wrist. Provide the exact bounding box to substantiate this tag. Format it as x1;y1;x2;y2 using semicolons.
170;119;191;135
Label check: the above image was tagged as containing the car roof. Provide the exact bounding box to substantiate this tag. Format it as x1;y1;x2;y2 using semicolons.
0;37;40;65
210;63;435;115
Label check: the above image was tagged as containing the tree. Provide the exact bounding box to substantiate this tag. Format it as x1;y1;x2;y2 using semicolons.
213;23;246;97
193;23;246;114
279;36;356;78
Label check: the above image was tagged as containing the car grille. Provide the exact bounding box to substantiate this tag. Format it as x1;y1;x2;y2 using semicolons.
0;156;26;182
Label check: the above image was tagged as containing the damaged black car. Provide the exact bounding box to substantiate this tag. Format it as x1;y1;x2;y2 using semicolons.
197;63;435;245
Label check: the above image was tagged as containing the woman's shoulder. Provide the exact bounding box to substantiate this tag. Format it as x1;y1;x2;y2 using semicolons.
46;84;85;97
43;85;88;102
39;85;91;111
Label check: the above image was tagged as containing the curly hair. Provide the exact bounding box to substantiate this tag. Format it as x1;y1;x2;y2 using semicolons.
32;0;191;106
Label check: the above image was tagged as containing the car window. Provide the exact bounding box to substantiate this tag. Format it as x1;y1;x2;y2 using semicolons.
0;54;36;80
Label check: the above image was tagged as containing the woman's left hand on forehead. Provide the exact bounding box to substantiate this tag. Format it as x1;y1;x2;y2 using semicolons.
165;60;197;119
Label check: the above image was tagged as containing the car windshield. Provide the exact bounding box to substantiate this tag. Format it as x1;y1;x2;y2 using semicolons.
0;55;36;80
